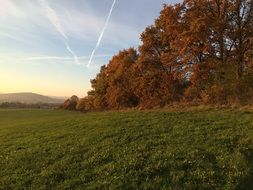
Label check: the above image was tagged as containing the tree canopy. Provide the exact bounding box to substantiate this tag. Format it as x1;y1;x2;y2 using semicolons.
76;0;253;111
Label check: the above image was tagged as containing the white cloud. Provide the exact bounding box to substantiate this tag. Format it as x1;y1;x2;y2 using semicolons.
0;31;26;43
0;0;141;65
0;53;113;69
0;0;26;18
38;0;80;65
24;54;113;61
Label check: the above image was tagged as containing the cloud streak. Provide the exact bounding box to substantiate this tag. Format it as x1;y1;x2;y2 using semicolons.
24;54;113;61
87;0;117;67
38;0;80;65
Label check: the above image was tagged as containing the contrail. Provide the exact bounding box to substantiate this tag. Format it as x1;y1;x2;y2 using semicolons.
87;0;117;67
24;54;113;61
38;0;80;65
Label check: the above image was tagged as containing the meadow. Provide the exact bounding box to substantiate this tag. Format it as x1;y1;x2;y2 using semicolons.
0;108;253;189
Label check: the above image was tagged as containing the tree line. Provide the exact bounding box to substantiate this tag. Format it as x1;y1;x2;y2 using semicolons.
64;0;253;111
0;102;60;109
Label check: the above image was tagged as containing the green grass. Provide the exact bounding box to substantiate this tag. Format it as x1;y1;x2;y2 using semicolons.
0;108;253;190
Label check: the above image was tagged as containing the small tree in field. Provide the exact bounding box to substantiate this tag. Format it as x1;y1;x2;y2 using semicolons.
63;95;79;110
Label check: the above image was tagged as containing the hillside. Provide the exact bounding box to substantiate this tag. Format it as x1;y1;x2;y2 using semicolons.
0;93;65;104
0;108;252;189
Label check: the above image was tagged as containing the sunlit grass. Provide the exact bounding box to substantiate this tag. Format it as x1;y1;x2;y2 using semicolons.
0;108;252;189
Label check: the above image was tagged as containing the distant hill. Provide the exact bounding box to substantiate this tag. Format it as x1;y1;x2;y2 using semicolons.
0;93;65;104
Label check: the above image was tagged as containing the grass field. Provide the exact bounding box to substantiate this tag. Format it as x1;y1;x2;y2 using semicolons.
0;108;253;190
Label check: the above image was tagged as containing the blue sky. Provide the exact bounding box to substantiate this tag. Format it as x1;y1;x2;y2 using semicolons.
0;0;179;97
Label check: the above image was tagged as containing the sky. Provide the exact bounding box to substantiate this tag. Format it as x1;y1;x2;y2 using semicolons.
0;0;179;97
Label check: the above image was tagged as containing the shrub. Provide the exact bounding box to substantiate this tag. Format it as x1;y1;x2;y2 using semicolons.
63;95;79;110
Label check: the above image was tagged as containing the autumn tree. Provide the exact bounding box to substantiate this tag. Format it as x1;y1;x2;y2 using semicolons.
106;48;139;108
63;95;79;110
177;0;253;103
76;96;95;112
88;65;109;110
84;0;253;109
133;31;179;107
230;0;253;78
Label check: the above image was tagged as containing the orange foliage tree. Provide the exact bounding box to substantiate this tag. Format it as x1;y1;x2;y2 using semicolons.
79;0;253;111
106;48;139;108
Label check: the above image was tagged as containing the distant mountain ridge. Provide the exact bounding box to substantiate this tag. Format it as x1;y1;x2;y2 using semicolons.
0;93;65;104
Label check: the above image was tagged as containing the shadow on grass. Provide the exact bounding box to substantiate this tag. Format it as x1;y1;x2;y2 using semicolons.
236;148;253;190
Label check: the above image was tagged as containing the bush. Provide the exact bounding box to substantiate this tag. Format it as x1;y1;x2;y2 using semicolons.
63;95;79;110
76;96;95;112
